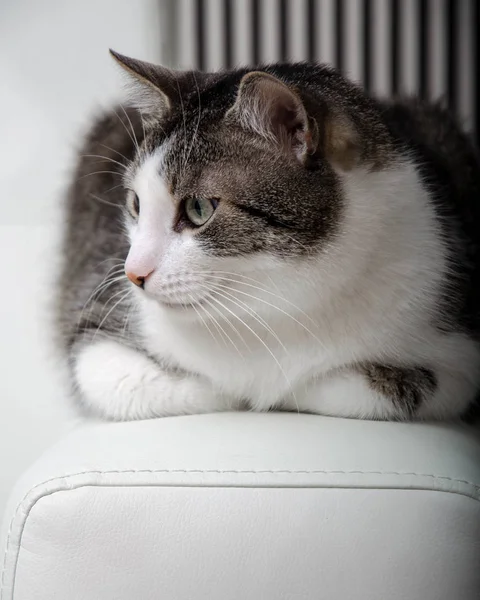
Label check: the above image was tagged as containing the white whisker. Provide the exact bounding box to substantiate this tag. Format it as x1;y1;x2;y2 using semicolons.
81;264;124;297
119;105;140;154
202;271;319;328
175;79;188;175
284;234;311;253
77;268;126;330
183;73;202;172
208;280;326;350
78;170;124;181
195;300;229;348
138;110;147;146
98;142;131;164
94;257;125;268
80;278;127;329
187;294;219;347
92;288;132;341
207;293;298;412
121;300;135;337
89;193;123;210
103;183;125;194
199;295;249;359
82;283;128;333
81;154;129;171
202;283;289;356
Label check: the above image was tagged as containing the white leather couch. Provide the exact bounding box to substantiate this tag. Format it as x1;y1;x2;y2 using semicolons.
1;413;480;600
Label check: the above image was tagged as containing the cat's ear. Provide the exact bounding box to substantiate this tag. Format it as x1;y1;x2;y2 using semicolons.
227;70;361;170
226;71;318;164
110;50;180;119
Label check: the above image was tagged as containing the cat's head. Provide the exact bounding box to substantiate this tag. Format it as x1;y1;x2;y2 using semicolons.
111;50;395;322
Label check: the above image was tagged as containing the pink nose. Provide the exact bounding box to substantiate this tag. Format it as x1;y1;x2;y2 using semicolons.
126;269;153;288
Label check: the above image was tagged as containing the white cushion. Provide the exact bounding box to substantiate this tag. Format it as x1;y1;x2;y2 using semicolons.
1;413;480;600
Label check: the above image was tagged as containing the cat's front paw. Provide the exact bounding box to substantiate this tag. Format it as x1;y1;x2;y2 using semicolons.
73;339;228;421
294;363;437;420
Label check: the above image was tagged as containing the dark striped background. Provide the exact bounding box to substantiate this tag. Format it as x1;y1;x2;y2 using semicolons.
162;0;479;146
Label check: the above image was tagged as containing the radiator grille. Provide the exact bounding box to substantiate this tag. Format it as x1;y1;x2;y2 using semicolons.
160;0;479;144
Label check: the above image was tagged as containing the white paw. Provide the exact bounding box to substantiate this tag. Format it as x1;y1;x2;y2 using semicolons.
74;339;226;420
293;371;398;420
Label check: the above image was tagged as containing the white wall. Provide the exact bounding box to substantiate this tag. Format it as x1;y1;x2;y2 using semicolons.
0;0;163;517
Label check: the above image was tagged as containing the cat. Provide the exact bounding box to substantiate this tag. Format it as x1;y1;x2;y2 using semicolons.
56;50;480;422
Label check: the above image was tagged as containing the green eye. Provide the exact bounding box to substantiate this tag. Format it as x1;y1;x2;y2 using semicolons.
184;197;218;227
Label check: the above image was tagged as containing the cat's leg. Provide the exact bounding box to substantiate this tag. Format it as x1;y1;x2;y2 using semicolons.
72;339;232;421
289;364;438;420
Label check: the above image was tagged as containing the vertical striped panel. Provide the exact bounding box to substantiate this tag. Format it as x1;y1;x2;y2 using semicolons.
194;0;205;71
418;0;428;100
427;0;447;101
390;0;400;95
306;0;316;62
335;0;344;73
260;0;281;63
177;0;196;69
371;0;390;96
317;0;336;67
399;0;420;96
232;0;254;66
457;0;474;129
161;0;479;145
447;0;458;111
363;0;372;91
224;0;233;68
205;0;226;71
251;0;260;64
288;0;308;62
344;0;363;83
474;0;480;142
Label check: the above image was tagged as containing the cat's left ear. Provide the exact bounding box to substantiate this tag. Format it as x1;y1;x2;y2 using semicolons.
226;71;318;164
110;50;184;120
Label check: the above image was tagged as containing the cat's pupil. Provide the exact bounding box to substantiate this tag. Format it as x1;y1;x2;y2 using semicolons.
194;200;202;216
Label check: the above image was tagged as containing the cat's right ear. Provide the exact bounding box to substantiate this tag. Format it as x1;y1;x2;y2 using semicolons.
110;50;178;119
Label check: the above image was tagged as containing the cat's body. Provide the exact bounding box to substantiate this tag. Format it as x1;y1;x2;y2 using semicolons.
57;56;480;421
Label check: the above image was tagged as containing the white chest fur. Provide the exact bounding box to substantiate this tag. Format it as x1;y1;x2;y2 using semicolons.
139;302;327;409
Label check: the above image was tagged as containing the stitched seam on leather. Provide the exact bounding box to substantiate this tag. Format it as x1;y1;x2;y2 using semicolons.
2;468;480;599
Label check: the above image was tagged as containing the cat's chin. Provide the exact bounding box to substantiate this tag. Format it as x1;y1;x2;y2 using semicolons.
139;288;207;317
155;298;207;321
